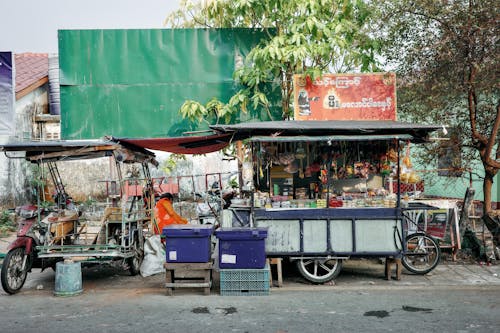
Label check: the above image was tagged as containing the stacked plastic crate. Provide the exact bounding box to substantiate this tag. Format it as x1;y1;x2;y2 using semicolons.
215;227;269;296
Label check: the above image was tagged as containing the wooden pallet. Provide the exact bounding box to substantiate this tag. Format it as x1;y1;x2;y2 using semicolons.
164;262;212;296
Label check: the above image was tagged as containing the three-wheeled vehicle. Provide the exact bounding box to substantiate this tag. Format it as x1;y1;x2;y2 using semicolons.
1;140;158;294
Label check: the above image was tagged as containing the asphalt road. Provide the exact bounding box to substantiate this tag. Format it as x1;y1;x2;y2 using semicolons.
1;259;499;333
0;285;499;333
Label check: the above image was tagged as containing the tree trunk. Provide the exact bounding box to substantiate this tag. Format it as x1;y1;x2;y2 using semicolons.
482;213;500;252
483;173;493;215
481;171;500;251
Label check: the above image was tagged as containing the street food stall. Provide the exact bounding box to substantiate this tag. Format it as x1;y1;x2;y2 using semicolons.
211;120;443;283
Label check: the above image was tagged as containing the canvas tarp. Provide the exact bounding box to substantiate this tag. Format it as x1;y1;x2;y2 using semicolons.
58;28;280;140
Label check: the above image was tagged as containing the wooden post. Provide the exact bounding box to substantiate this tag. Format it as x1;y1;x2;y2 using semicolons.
267;258;283;287
236;141;244;189
384;258;402;281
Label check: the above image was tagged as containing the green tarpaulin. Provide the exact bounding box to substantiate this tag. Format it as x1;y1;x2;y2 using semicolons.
59;28;280;140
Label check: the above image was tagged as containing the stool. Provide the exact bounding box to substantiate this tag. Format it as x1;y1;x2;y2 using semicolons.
384;257;402;281
164;262;212;296
266;258;283;287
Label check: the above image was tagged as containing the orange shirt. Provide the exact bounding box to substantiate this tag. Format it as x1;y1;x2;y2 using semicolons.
154;198;188;234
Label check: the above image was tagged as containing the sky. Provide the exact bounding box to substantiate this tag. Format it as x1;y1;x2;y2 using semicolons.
0;0;180;53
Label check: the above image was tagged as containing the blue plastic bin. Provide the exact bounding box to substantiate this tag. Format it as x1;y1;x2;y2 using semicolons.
215;227;268;269
162;224;214;263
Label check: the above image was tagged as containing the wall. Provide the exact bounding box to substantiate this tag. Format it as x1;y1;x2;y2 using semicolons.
416;148;499;210
43;151;237;206
0;85;48;208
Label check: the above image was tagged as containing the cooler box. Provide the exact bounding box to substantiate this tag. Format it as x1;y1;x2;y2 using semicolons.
215;227;268;269
162;224;214;263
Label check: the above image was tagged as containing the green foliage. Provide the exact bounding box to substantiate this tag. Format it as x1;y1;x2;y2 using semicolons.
28;164;47;189
228;176;239;189
39;201;55;210
376;0;498;147
180;97;243;125
25;164;49;202
161;154;187;175
0;211;16;237
166;0;381;119
376;0;499;216
180;100;208;123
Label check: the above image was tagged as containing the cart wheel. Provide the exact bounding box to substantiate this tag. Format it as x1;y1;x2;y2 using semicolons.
296;258;343;284
1;248;30;294
128;236;144;276
402;233;441;274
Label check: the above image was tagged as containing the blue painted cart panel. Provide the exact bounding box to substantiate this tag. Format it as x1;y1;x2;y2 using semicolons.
329;219;353;252
253;208;404;257
303;220;327;252
256;219;300;252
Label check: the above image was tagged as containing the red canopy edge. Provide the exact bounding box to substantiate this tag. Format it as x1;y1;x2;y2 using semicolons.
113;133;233;154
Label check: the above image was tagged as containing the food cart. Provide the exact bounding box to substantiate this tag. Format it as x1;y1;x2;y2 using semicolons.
211;120;442;283
0;139;158;294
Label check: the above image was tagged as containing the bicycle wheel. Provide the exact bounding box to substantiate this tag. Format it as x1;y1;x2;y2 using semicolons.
402;233;440;274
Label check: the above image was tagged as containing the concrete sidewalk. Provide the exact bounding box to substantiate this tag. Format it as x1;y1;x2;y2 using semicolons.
2;231;500;295
293;259;500;289
1;256;499;297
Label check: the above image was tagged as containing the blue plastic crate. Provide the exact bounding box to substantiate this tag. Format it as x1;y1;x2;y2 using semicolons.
219;264;270;296
163;225;214;263
215;227;268;269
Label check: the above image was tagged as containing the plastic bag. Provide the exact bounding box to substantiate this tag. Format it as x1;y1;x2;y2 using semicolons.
140;235;166;277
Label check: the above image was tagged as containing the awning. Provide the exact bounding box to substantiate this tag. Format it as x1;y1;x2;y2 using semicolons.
112;133;234;154
249;134;414;142
211;120;443;143
0;140;157;164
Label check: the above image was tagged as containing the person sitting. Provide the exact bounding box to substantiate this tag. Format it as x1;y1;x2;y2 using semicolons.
154;192;188;234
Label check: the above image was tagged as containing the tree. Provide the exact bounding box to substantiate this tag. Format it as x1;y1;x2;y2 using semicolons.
160;154;186;175
165;0;380;120
377;0;500;248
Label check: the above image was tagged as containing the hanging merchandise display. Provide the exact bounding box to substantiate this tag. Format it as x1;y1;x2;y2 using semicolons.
251;140;400;209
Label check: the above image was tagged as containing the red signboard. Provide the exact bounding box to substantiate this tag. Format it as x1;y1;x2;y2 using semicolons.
293;73;397;121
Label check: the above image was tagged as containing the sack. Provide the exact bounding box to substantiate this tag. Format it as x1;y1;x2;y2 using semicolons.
140;235;165;277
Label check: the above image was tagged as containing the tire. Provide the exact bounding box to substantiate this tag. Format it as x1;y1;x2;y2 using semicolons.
1;248;29;294
128;236;143;276
296;258;343;284
402;233;441;274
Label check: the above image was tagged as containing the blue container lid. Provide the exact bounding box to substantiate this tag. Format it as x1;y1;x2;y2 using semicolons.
162;224;214;237
215;227;268;240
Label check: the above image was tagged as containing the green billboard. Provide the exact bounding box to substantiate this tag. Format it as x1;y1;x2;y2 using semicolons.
59;28;279;139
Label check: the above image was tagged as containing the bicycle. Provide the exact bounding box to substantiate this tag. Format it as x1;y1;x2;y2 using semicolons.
401;208;441;274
